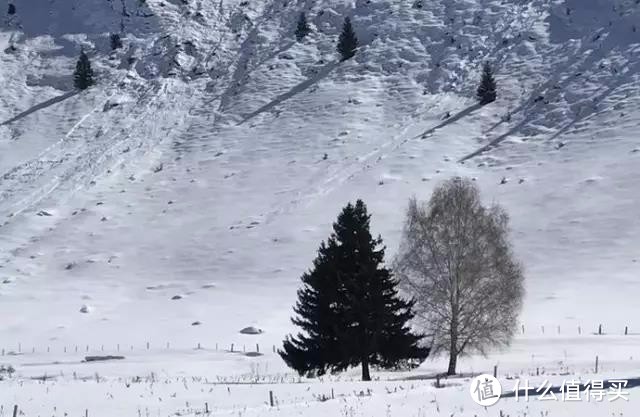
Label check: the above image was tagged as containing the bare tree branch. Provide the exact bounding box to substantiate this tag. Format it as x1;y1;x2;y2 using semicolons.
394;177;524;374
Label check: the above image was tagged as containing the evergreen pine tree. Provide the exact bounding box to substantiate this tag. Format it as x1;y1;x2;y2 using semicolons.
8;3;16;15
337;17;358;61
74;50;95;91
476;61;497;105
295;12;311;42
110;33;123;50
279;200;429;381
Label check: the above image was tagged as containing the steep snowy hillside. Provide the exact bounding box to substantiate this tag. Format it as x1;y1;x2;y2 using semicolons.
1;1;640;413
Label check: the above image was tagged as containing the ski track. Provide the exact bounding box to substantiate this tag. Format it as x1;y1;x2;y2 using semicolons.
0;82;162;221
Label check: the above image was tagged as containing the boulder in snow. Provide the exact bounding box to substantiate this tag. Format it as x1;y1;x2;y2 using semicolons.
239;326;263;335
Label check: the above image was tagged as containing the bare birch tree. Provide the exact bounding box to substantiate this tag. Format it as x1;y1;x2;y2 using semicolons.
394;177;524;375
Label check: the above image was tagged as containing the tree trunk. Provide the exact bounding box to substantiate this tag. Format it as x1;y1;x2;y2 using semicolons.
447;316;458;375
447;352;457;376
448;297;459;376
361;356;371;381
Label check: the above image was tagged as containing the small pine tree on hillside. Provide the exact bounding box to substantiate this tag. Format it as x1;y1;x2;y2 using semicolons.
295;12;311;42
110;33;123;50
476;61;497;105
279;200;429;381
8;3;16;15
74;50;95;90
337;17;358;61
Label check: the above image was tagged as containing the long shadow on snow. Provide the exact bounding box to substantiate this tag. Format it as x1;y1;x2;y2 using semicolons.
412;103;483;140
236;60;341;126
0;91;79;126
459;19;640;162
458;118;529;163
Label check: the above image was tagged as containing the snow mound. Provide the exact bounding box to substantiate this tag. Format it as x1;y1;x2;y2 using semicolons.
239;326;264;335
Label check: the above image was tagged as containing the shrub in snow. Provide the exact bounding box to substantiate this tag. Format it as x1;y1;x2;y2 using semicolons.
279;200;428;381
0;365;15;377
394;177;524;375
337;17;358;61
477;62;497;105
74;50;95;90
79;304;91;313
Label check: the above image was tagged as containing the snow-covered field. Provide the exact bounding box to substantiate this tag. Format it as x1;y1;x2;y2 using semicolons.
1;0;640;415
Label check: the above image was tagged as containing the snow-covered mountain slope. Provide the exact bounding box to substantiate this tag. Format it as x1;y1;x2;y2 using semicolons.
0;0;639;382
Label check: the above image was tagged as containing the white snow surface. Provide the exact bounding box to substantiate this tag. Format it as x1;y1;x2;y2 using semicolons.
1;0;640;415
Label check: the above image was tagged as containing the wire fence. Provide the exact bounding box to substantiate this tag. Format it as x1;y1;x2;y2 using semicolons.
519;323;636;336
3;322;636;357
0;341;280;357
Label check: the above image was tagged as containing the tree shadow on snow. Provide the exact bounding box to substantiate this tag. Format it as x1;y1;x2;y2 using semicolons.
412;103;483;140
236;60;342;126
0;90;79;126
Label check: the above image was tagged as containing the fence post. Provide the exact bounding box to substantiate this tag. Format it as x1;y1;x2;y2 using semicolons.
578;326;581;335
625;326;628;335
256;343;259;353
205;402;209;414
197;343;201;350
598;324;602;335
493;365;498;378
146;342;150;350
13;405;18;417
231;343;234;352
85;409;88;417
331;388;334;399
521;324;525;334
269;390;274;407
595;356;599;373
